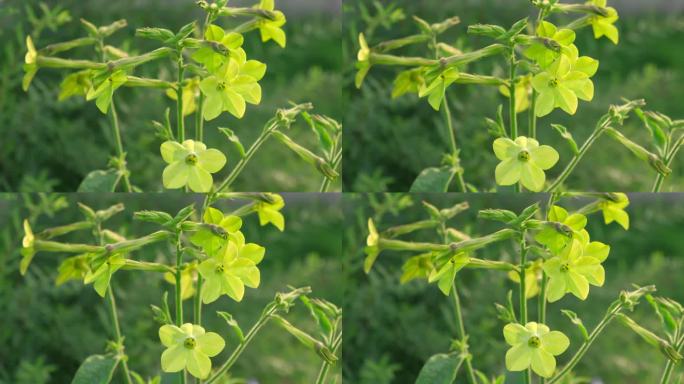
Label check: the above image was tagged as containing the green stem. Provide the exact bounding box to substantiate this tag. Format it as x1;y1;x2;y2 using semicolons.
538;273;547;325
196;93;205;141
443;95;467;192
176;55;185;142
315;330;342;384
175;236;186;384
319;150;341;192
110;99;132;192
547;304;623;384
529;90;537;139
652;141;682;192
508;50;521;193
659;337;684;384
518;232;531;384
194;275;203;325
107;286;133;384
204;307;277;384
215;121;278;192
451;284;477;384
546;120;609;192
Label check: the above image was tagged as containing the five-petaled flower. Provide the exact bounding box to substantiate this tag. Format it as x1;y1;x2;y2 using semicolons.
23;36;38;91
587;0;619;44
524;21;577;69
504;322;570;377
20;219;36;275
355;33;371;88
86;70;129;114
363;218;380;273
254;193;286;231
531;48;598;117
543;237;609;302
428;251;470;295
160;140;227;193
419;67;460;111
191;24;244;72
159;323;225;379
190;207;243;256
493;136;559;192
598;192;629;229
197;236;263;303
535;205;589;254
256;0;287;48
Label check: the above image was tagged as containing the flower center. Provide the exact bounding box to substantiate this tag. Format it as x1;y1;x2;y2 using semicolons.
528;336;541;348
217;81;227;91
560;263;570;272
215;264;225;274
185;153;198;165
548;78;559;88
518;150;530;162
184;337;197;349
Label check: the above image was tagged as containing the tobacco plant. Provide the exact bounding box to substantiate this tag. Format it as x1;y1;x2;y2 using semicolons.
22;0;342;192
19;192;341;384
354;0;683;192
363;193;683;383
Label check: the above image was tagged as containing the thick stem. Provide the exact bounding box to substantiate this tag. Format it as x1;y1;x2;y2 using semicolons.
315;330;342;384
107;287;133;384
175;236;186;384
508;51;521;193
659;338;684;384
652;142;682;192
215;122;278;192
205;307;277;384
109;98;132;192
518;232;531;384
548;305;622;384
546;121;609;192
451;284;477;384
442;96;467;192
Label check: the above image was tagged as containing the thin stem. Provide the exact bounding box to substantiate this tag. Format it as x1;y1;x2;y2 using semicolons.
538;273;547;325
659;338;684;384
205;307;277;384
547;120;609;192
194;275;203;325
196;93;205;141
508;50;521;193
109;97;132;192
548;304;623;384
519;232;530;384
451;284;477;384
107;286;133;384
315;328;342;384
529;90;537;139
652;141;682;192
442;96;467;192
175;236;186;384
215;121;278;192
176;55;185;141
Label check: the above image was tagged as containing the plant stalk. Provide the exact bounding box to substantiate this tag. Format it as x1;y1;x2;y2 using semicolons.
652;139;682;192
315;329;342;384
443;95;467;192
175;235;186;384
107;286;133;384
109;98;132;192
529;90;537;139
451;284;477;384
519;232;531;384
176;55;185;141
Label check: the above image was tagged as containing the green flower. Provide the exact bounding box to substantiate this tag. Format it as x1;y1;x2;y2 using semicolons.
493;136;559;192
256;0;287;48
543;237;609;302
84;254;126;297
164;262;197;301
191;24;244;72
500;74;532;113
56;254;91;286
20;219;36;275
598;193;629;230
428;251;470;295
587;0;619;44
392;68;425;99
86;70;128;114
355;33;371;89
159;323;225;379
504;322;570;378
535;205;589;254
190;207;242;256
418;67;460;111
400;253;434;284
197;234;263;303
363;218;380;273
199;52;266;120
508;259;543;299
59;70;93;101
523;21;576;68
254;193;285;231
23;36;38;91
160;140;227;192
531;50;598;117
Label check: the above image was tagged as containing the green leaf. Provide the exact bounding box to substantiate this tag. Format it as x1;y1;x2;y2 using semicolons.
635;108;668;154
551;124;579;155
217;311;245;342
77;169;122;192
410;166;455;192
561;309;589;341
218;127;246;158
415;352;465;384
302;112;334;156
71;354;120;384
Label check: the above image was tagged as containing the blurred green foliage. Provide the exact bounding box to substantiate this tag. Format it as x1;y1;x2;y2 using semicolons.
0;0;341;192
342;0;684;192
343;193;684;383
0;193;342;383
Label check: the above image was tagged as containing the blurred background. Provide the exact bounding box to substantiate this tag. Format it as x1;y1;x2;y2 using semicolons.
0;193;342;383
342;0;684;192
343;193;684;383
0;0;341;192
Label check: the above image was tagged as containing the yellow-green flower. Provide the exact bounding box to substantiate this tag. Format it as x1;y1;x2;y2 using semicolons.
23;36;38;91
418;67;460;111
254;193;285;231
20;219;36;275
355;33;371;89
543;237;609;302
400;253;434;284
598;193;629;229
587;0;619;44
508;259;543;298
256;0;287;48
166;77;200;116
191;24;244;72
160;140;227;192
84;254;126;297
493;136;559;192
523;21;576;68
535;205;589;254
428;251;470;295
500;74;532;113
363;218;380;273
164;262;197;301
504;322;570;377
86;70;128;114
197;236;262;303
190;207;242;256
159;323;225;379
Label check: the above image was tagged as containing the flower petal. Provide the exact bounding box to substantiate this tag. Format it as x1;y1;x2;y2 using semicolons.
545;274;567;303
530;145;559;170
198;148;227;174
520;163;546;192
565;270;590;300
187;166;213;193
161;345;188;372
531;348;556;378
542;331;570;355
504;323;530;346
163;161;190;189
493;138;518;160
222;274;245;302
161;141;187;164
495;158;522;186
159;325;186;347
554;86;578;115
505;343;533;372
186;350;212;379
197;332;225;357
